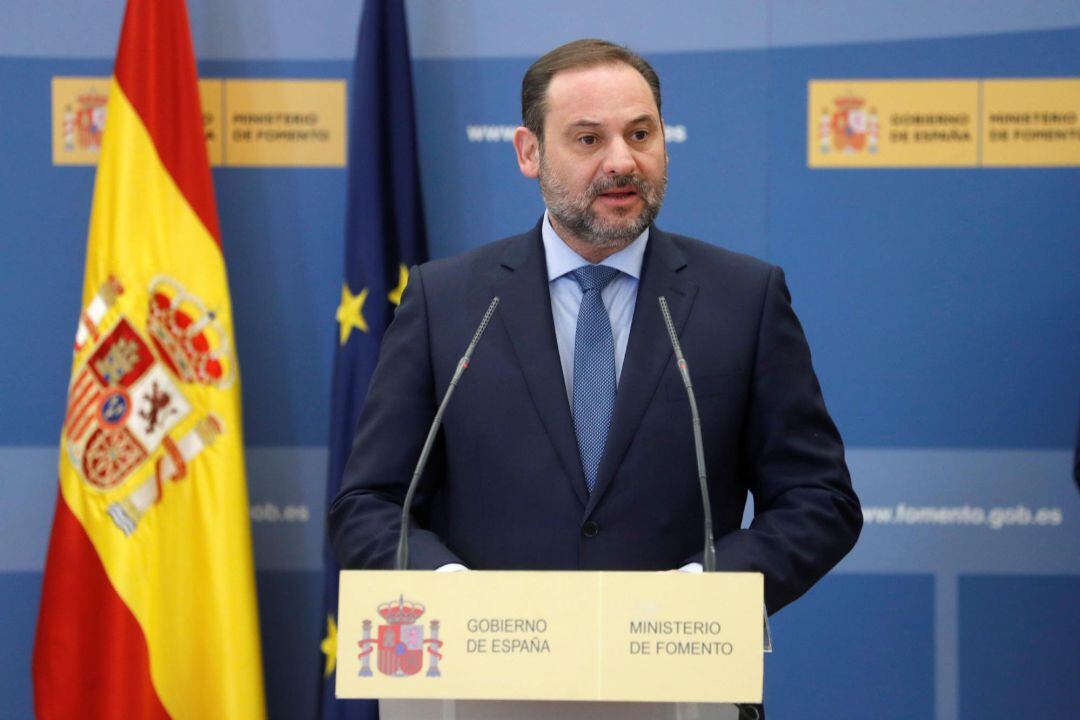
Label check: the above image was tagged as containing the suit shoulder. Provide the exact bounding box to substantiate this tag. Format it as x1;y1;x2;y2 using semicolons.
663;231;775;281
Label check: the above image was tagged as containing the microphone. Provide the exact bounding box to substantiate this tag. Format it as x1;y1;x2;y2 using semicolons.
395;296;500;570
661;299;769;719
658;296;717;573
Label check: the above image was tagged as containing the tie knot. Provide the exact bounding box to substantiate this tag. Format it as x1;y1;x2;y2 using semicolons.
572;265;620;292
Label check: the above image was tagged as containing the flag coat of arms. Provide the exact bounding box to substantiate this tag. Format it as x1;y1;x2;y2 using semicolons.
33;1;266;717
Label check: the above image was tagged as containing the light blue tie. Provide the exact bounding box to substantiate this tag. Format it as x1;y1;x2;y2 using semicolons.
571;265;621;495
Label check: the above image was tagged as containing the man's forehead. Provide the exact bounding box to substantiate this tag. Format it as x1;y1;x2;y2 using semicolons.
545;63;658;124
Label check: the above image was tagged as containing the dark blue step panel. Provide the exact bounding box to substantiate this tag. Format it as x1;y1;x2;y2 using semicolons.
766;573;935;719
959;574;1080;720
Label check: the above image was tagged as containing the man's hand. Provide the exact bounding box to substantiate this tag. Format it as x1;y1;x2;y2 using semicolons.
435;563;469;572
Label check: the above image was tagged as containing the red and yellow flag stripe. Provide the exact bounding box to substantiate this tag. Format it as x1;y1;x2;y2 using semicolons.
34;1;265;718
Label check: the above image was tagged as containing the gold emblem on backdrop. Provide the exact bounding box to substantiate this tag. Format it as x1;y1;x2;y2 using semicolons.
51;78;109;164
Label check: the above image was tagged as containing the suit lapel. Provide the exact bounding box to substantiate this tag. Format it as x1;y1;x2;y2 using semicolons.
586;228;697;517
492;225;589;508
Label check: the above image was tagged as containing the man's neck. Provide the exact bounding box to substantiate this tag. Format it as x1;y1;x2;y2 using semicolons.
548;214;632;264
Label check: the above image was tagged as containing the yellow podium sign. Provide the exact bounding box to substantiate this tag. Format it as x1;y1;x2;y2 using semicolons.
337;571;763;704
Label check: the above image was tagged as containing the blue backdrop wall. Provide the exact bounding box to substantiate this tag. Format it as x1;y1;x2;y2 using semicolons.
2;2;1078;718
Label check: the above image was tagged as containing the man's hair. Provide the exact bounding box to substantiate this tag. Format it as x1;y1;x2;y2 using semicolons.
521;38;662;142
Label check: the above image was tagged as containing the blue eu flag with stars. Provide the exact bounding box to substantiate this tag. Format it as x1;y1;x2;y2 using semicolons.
319;0;428;717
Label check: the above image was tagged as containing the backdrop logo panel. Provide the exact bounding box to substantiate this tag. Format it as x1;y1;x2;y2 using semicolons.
223;79;346;167
809;78;1080;168
51;76;346;167
809;80;979;167
982;79;1080;166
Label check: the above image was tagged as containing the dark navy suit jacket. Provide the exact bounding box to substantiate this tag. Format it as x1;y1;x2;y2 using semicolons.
329;222;861;614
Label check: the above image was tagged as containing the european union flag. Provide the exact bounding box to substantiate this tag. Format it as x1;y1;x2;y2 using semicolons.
319;0;428;717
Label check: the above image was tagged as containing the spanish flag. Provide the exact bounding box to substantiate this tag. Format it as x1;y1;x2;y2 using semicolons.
32;1;266;718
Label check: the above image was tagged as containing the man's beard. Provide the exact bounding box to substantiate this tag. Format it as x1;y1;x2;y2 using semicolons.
539;153;667;250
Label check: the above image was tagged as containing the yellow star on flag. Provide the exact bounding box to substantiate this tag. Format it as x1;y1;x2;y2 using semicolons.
336;283;369;345
320;613;338;677
387;263;409;306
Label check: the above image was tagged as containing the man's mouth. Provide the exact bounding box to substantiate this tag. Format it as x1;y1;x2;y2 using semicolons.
596;188;639;204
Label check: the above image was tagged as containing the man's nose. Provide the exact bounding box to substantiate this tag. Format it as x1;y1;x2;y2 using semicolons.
601;137;636;175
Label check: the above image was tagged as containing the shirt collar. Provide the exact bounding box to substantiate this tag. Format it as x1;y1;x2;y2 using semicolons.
541;209;649;282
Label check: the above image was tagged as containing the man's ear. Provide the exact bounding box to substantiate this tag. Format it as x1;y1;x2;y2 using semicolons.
513;126;540;179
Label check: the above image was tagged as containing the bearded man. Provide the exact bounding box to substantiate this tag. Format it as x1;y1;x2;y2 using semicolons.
331;35;860;639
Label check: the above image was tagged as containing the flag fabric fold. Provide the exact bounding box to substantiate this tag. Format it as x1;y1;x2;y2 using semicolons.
33;1;265;717
320;0;429;717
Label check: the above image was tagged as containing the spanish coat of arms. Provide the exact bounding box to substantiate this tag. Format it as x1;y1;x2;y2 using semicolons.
820;93;880;154
63;275;233;535
357;595;444;678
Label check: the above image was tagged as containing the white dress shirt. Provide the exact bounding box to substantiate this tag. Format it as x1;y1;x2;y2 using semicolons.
540;210;648;406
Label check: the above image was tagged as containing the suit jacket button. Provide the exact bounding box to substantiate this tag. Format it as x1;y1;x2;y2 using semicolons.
582;521;599;538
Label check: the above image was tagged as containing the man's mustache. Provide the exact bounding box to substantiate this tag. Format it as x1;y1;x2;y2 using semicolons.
587;174;652;199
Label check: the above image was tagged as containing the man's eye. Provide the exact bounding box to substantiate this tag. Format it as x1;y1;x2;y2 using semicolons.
579;135;597;146
631;130;649;141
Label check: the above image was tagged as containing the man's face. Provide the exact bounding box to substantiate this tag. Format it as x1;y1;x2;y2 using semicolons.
522;63;668;250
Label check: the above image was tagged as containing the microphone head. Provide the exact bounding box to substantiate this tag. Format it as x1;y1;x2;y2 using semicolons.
464;297;501;359
657;296;681;354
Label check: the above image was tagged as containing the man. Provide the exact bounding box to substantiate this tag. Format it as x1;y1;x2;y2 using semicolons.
331;37;859;622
